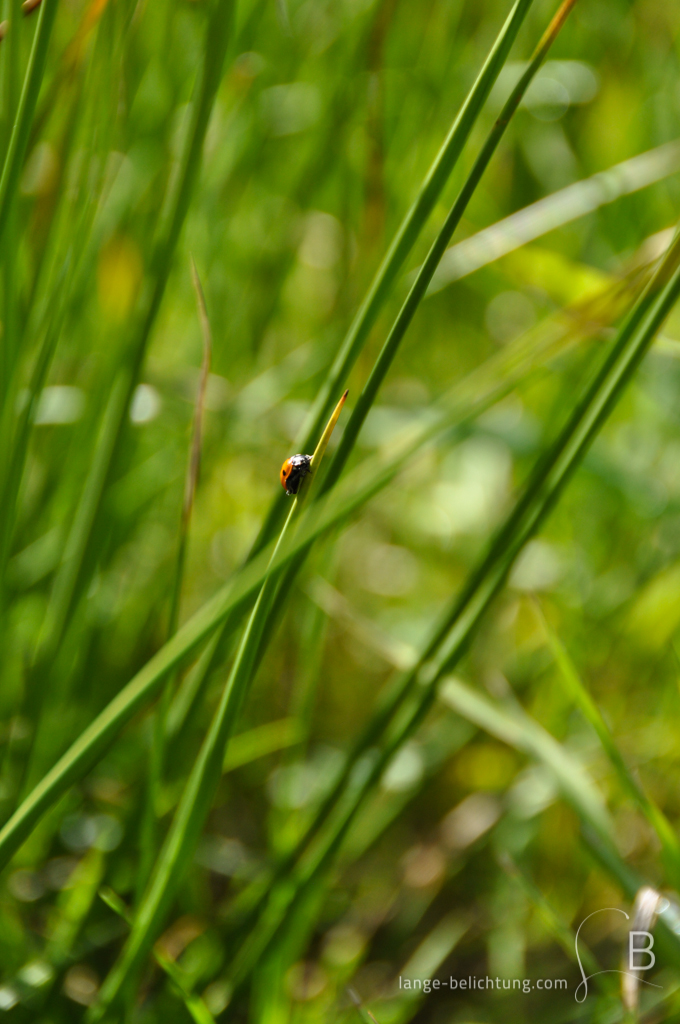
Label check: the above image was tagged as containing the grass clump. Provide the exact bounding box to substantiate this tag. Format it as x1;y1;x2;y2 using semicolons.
2;0;680;1022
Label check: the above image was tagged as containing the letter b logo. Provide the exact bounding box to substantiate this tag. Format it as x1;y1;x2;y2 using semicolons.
629;931;655;970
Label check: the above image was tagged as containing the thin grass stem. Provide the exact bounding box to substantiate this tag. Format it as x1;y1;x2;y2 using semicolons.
137;261;213;901
90;393;349;1019
253;0;536;552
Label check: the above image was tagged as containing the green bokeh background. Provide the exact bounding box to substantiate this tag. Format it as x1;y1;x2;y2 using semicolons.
3;0;680;1020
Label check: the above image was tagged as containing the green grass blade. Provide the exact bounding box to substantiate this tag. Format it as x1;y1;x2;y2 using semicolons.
153;951;217;1024
428;232;680;683
243;0;579;671
165;630;225;742
0;0;21;412
223;648;642;997
390;915;469;1023
90;394;349;1018
35;371;129;662
36;0;237;666
427;139;680;295
298;0;534;445
99;888;217;1024
0;475;392;873
0;0;60;251
439;676;612;841
535;601;680;886
137;261;213;900
253;0;536;550
44;848;105;966
168;260;213;641
324;0;578;488
222;717;303;772
0;83;124;592
0;268;70;582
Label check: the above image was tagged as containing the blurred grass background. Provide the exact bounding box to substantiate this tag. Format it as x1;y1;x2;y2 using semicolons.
3;0;680;1020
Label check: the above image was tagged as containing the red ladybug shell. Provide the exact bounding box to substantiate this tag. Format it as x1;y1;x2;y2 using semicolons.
280;453;312;495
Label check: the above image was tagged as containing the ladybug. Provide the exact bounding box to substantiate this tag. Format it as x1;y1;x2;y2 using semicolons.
280;453;312;495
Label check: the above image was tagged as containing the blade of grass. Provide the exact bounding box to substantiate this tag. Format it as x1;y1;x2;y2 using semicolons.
255;715;471;1023
20;12;96;326
0;0;22;412
0;155;114;775
373;224;680;752
220;330;610;937
90;393;349;1019
297;0;534;446
390;914;468;1023
44;849;105;967
439;677;612;839
212;690;530;992
137;260;213;900
0;0;60;251
323;0;579;489
165;630;225;743
220;656;628;997
426;139;680;295
0;0;108;585
268;569;336;855
169;260;213;640
0;40;124;596
253;0;536;551
34;0;237;667
12;0;237;803
219;674;471;992
98;888;217;1024
222;718;303;773
151;952;217;1024
238;0;580;696
347;988;381;1024
0;449;397;871
34;370;129;663
418;236;680;691
534;600;680;886
0;261;71;582
27;0;112;155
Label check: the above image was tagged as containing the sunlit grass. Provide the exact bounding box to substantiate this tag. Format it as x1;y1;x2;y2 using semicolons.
1;0;680;1021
